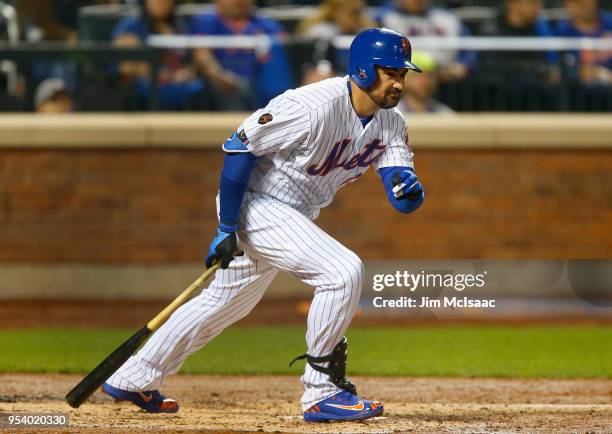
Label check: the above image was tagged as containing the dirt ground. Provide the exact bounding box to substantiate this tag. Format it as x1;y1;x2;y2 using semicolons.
1;300;611;432
0;374;611;433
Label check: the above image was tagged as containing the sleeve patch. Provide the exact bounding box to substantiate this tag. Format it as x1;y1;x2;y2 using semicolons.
258;113;273;124
237;129;250;145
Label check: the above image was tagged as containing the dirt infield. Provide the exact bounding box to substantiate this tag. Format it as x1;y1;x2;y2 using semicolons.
1;374;610;433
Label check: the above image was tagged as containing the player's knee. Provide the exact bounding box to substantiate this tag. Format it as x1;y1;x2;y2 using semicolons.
333;252;364;296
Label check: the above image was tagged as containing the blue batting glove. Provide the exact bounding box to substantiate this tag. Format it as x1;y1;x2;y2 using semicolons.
205;226;242;269
391;169;424;201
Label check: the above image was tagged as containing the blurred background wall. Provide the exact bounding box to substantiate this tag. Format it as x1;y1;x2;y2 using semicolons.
0;0;611;304
0;114;609;298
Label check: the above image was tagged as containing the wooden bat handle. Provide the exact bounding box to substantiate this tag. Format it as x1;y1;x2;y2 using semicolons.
147;263;220;331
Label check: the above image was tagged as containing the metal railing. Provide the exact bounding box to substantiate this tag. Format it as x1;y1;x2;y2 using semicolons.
332;35;612;52
0;35;610;112
147;34;272;56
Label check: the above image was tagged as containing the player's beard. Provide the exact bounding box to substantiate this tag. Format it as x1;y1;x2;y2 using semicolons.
368;89;402;109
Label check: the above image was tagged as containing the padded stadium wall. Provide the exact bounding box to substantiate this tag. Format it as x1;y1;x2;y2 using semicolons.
0;114;609;298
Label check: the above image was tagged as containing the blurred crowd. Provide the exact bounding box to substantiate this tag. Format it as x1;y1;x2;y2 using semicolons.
0;0;610;112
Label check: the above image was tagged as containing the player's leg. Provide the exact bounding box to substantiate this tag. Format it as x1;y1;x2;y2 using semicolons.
238;196;376;419
105;253;277;395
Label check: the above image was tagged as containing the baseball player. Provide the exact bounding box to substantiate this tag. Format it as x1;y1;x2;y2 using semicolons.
102;27;424;422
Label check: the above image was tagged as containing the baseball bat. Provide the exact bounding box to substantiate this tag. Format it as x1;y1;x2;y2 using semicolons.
65;263;221;408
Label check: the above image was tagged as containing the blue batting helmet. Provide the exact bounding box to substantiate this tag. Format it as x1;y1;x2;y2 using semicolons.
348;28;422;88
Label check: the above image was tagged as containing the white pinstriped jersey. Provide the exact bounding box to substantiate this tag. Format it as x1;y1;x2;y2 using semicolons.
109;80;410;412
237;76;414;218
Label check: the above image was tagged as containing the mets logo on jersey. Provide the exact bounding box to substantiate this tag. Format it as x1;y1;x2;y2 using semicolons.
258;113;273;125
307;139;386;176
401;38;411;58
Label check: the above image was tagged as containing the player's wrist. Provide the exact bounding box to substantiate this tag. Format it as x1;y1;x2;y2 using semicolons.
218;222;238;233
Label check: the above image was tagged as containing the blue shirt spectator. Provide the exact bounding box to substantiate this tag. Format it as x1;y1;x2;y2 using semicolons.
375;0;476;82
190;0;293;110
478;1;560;82
114;16;153;42
556;0;612;82
113;0;204;111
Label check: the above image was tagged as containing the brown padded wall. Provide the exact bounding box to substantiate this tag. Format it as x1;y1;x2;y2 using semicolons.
1;148;609;262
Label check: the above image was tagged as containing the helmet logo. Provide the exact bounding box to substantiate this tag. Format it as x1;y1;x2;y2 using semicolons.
357;68;367;80
401;38;411;58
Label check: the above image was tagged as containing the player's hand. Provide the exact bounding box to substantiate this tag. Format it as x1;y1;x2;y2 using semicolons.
206;227;243;269
392;169;424;201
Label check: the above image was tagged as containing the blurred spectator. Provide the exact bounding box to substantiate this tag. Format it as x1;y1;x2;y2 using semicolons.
190;0;293;110
556;0;612;83
399;51;453;113
301;59;336;85
113;0;204;110
296;0;376;40
375;0;476;82
475;0;559;111
34;78;72;113
15;0;115;42
13;1;101;98
0;71;22;111
15;0;78;42
478;0;559;83
296;0;375;76
0;11;9;42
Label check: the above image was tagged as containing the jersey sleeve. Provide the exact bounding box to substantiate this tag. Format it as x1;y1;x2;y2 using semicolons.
237;96;310;157
373;110;415;171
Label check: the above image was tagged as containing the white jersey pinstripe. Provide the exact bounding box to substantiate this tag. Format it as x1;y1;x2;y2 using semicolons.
107;76;415;411
241;76;414;217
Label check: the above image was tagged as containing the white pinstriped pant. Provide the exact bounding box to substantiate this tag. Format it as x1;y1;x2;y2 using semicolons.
107;193;364;411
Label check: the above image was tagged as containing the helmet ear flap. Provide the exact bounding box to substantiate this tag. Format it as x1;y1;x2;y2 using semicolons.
353;63;377;88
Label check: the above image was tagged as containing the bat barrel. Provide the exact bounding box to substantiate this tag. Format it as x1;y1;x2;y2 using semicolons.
65;265;218;408
65;326;151;408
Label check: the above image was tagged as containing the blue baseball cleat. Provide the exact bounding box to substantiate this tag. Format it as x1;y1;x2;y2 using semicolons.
303;390;383;422
101;383;179;413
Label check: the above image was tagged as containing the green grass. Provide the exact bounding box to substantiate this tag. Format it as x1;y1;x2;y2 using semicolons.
0;326;610;378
